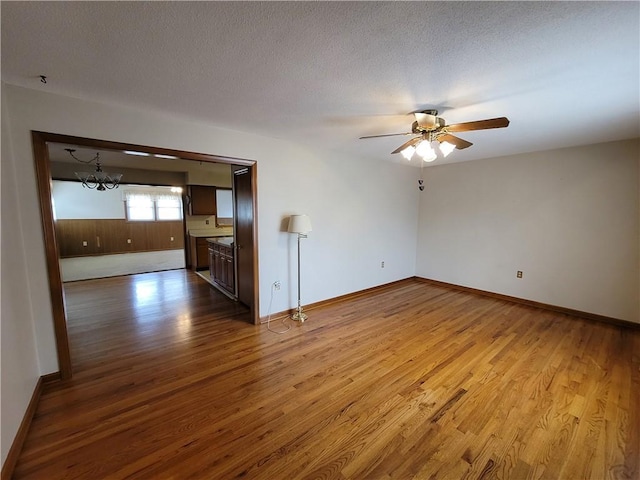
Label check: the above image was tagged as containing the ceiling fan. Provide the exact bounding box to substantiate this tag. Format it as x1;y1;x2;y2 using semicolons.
360;110;510;162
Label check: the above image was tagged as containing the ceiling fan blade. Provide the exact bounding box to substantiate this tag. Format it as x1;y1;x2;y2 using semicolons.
391;136;421;154
359;132;413;139
438;134;473;150
445;117;510;133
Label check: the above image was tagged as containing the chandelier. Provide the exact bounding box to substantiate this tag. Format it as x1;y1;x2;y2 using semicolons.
67;149;123;191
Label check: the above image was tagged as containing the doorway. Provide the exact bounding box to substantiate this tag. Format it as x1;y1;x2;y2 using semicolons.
32;131;260;380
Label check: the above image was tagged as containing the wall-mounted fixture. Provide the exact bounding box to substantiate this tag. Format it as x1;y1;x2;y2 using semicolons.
288;214;312;322
67;148;123;191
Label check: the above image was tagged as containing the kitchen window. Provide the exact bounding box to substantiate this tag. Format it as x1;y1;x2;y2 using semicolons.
124;189;183;221
156;197;182;220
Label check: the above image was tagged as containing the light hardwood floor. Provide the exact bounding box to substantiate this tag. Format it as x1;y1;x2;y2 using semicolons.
13;272;640;479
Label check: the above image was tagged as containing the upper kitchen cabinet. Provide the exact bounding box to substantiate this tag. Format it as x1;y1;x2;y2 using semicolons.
187;185;216;216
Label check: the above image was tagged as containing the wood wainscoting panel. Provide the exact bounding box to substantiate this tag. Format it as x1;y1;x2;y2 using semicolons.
11;275;640;479
55;219;184;257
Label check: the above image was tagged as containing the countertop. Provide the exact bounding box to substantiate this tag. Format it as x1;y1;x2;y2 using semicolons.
188;230;232;238
206;236;234;247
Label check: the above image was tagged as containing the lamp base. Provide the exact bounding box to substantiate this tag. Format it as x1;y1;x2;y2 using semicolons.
291;307;307;322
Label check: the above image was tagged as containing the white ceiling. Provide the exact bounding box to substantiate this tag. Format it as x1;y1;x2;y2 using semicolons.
2;2;639;166
46;142;234;176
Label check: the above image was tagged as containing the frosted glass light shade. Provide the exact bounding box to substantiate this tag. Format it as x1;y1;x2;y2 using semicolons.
401;145;416;160
439;141;456;157
288;214;312;234
415;140;435;159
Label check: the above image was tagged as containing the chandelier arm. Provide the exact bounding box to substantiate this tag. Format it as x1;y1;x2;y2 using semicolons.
66;148;99;164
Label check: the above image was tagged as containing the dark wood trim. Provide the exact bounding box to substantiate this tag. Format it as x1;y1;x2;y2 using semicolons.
261;276;640;330
32;131;73;380
415;276;640;330
260;278;414;323
0;376;45;480
41;371;62;384
31;131;261;379
33;131;255;167
250;165;260;325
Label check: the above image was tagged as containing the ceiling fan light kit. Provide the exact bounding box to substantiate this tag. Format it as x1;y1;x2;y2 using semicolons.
360;109;510;164
414;139;437;162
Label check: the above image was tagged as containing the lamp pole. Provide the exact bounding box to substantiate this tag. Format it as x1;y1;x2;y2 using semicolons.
292;232;308;322
287;214;312;322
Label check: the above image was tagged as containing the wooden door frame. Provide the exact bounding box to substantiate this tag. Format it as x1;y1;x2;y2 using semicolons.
31;131;260;380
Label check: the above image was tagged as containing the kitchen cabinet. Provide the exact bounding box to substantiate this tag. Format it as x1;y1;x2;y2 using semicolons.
208;238;235;296
189;236;211;270
188;185;216;216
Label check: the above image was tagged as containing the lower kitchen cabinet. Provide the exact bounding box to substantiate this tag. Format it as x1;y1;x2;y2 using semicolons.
208;239;235;296
189;236;211;270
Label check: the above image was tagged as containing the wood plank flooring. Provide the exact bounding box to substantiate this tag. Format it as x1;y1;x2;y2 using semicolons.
13;272;640;479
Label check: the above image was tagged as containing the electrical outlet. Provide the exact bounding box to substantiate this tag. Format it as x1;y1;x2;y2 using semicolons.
273;281;281;290
381;261;385;268
82;241;88;247
517;271;523;278
127;239;132;244
170;236;174;241
205;219;210;225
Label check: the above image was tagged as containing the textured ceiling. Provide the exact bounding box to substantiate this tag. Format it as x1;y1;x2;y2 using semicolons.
47;142;233;176
2;1;639;166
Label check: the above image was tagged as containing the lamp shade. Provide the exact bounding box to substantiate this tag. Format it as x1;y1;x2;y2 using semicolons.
288;214;312;234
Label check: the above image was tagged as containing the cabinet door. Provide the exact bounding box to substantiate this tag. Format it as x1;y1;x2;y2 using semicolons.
196;239;209;269
213;250;222;282
220;251;229;289
208;247;215;278
188;185;216;216
225;255;234;292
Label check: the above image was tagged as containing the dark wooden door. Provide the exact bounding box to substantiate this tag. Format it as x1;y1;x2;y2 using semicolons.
233;166;255;311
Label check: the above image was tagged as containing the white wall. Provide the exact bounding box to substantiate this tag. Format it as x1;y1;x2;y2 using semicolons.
52;181;183;220
1;86;42;465
0;83;418;464
3;81;637;467
52;180;126;219
186;166;232;187
416;139;640;323
1;83;419;373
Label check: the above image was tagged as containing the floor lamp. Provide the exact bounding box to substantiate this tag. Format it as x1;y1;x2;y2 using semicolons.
288;214;312;322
